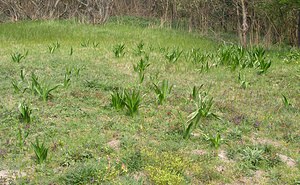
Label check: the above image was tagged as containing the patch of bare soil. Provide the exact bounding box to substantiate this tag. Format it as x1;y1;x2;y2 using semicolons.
191;149;207;156
0;170;25;185
218;150;233;163
229;170;266;185
276;154;296;167
251;137;281;148
107;139;121;151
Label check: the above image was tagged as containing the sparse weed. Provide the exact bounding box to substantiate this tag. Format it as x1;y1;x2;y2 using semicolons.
204;133;224;149
70;47;73;56
62;67;74;88
80;40;99;48
11;79;21;93
11;50;28;63
35;83;60;101
80;40;90;47
92;42;99;48
18;101;32;123
134;41;145;56
165;48;183;63
111;89;125;110
133;55;150;83
48;41;60;53
25;72;60;101
193;94;217;118
282;94;292;108
12;69;27;92
186;48;211;65
199;60;212;72
238;72;250;89
32;138;48;164
153;80;173;105
63;72;71;88
123;89;142;116
113;43;126;58
75;66;84;77
191;85;204;101
17;127;29;149
84;79;99;89
20;69;26;81
159;46;169;53
150;71;160;86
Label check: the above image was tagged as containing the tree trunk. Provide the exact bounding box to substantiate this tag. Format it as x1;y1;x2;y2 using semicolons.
298;10;300;47
241;0;248;47
236;1;242;45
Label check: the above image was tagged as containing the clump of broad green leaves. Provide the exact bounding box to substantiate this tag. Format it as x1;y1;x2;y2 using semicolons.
204;133;224;149
25;72;60;101
238;72;250;89
123;89;142;117
134;41;146;56
152;79;173;105
111;89;142;117
217;44;271;74
111;89;126;110
11;50;28;63
113;43;126;58
281;94;293;109
32;138;49;164
48;41;60;54
18;101;32;123
165;48;183;63
184;88;220;139
133;55;150;83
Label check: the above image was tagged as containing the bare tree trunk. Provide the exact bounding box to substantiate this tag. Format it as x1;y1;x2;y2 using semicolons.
236;1;242;45
297;10;300;48
188;16;192;32
160;0;169;27
241;0;248;47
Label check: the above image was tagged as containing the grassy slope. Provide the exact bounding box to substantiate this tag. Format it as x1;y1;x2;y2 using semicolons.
0;20;299;184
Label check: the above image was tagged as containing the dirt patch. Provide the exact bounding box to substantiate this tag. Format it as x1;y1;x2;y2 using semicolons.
230;170;266;185
191;132;201;137
218;150;232;163
107;139;121;151
216;165;226;173
0;170;25;185
276;154;296;167
251;137;281;148
191;149;207;156
231;115;246;125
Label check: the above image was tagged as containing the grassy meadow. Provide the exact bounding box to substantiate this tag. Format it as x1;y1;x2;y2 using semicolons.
0;20;299;184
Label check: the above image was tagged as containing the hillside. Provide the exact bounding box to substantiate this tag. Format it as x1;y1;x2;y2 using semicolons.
0;21;299;184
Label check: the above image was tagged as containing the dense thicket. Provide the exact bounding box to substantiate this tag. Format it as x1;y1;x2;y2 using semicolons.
0;0;299;47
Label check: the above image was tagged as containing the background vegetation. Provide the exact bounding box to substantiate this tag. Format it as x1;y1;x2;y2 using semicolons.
0;0;299;47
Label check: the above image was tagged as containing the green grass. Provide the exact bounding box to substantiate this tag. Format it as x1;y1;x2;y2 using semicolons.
0;20;299;184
